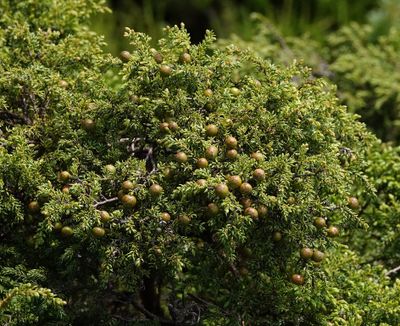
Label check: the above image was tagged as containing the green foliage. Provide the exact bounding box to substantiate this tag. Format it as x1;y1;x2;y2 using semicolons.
367;0;400;36
1;1;400;325
108;25;374;323
317;246;400;325
218;15;400;323
0;0;116;131
0;283;66;325
348;144;400;269
221;15;400;143
0;248;66;325
327;24;400;142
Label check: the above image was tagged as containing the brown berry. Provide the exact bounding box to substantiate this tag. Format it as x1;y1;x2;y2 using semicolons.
215;183;229;198
196;158;209;169
180;52;191;63
121;194;137;208
253;79;261;87
105;164;116;174
253;168;266;181
53;222;63;231
205;124;218;137
159;122;170;133
312;250;325;262
196;179;207;187
178;215;191;225
240;198;252;208
250;152;264;161
314;217;327;229
225;136;238;149
348;197;359;209
257;205;268;217
59;171;71;182
153;51;163;63
175;152;188;163
81;118;95;131
205;145;218;160
204;88;213;97
244;207;258;219
92;227;106;238
163;167;173;179
327;226;339;237
28;201;40;214
120;51;132;62
227;175;242;189
161;212;171;222
291;274;304;285
207;203;219;216
230;87;240;96
121;180;135;192
300;247;314;259
226;149;238;160
272;231;282;242
160;65;172;76
99;210;111;222
61;226;73;237
168;121;179;131
149;184;163;196
240;182;253;195
59;80;68;88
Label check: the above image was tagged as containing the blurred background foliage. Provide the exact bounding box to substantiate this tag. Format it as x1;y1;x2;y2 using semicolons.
91;0;400;55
